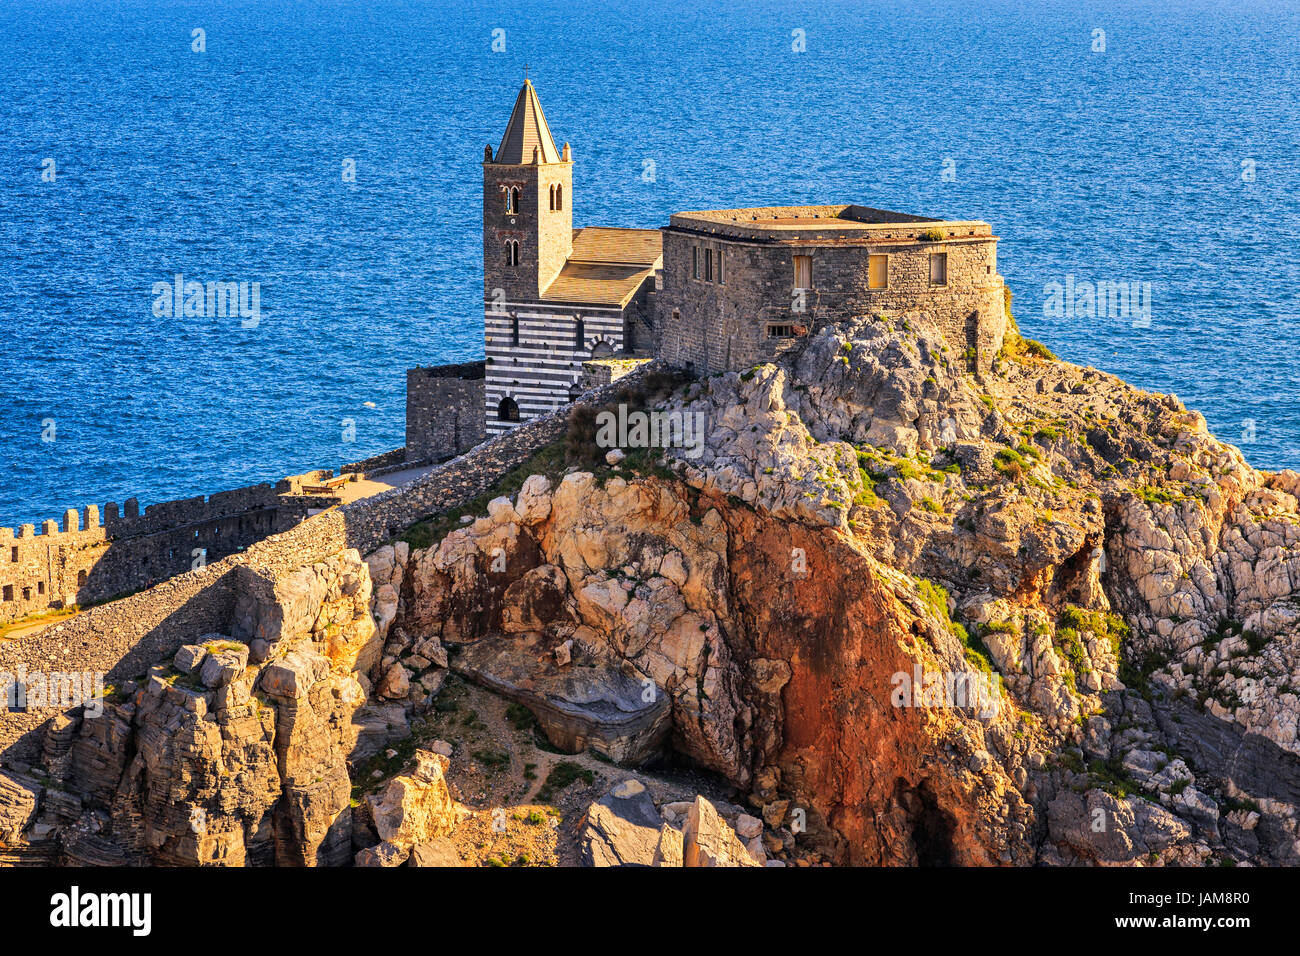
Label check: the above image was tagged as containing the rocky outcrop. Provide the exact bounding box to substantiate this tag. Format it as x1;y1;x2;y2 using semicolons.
396;474;745;782
382;310;1300;865
579;783;766;867
453;630;671;764
17;309;1300;868
12;549;377;866
681;796;763;868
578;779;663;866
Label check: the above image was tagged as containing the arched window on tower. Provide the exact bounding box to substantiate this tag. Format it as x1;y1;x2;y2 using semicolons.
555;184;563;211
506;186;521;213
497;396;520;422
548;184;556;211
574;316;585;352
506;240;520;267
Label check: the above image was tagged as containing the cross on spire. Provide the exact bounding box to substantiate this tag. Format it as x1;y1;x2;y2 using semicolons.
523;63;530;81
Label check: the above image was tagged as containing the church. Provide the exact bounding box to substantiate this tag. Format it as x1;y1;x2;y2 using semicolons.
403;79;1008;461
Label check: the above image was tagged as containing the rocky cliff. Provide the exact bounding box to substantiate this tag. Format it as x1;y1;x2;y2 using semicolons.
8;310;1300;866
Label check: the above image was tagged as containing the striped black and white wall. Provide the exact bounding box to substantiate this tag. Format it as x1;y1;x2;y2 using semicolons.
484;303;624;437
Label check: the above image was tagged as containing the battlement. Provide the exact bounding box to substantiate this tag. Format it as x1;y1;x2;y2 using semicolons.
1;482;285;547
0;363;660;766
0;475;325;626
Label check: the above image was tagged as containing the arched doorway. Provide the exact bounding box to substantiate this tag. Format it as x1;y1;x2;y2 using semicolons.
497;396;520;422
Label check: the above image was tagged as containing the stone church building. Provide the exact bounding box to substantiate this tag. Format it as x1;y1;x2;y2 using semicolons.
480;79;662;438
405;79;1008;457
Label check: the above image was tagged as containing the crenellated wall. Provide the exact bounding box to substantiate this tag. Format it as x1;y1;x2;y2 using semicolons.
0;480;325;626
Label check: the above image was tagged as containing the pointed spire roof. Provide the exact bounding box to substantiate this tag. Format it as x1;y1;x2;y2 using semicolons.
494;79;563;165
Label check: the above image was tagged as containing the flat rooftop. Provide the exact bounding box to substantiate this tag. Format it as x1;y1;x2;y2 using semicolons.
668;204;993;243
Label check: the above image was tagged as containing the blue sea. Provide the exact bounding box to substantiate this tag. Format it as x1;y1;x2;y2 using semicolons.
4;0;1300;529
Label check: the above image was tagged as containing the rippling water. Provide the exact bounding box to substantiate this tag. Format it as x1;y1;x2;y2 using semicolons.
3;0;1299;528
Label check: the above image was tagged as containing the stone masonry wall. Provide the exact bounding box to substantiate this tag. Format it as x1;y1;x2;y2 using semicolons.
624;276;660;357
0;483;310;626
0;364;660;766
656;230;1006;378
405;361;487;465
482;161;573;303
580;358;651;389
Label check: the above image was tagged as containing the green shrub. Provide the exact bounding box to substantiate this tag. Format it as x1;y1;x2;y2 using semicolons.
993;448;1030;479
506;702;537;731
535;761;595;802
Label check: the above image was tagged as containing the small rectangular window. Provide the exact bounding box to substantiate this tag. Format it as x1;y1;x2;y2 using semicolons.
767;325;796;339
869;254;888;290
21;587;31;602
2;585;11;602
10;546;17;562
692;247;700;279
930;252;948;286
793;255;812;289
37;581;44;595
704;249;713;282
717;249;725;284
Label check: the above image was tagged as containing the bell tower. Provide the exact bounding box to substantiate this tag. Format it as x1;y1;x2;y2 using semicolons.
482;79;573;305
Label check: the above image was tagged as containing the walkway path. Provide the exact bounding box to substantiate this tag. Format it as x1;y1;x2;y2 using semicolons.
329;463;438;505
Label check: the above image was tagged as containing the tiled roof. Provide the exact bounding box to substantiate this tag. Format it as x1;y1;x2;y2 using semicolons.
543;262;656;307
538;227;662;307
568;227;663;266
495;80;562;165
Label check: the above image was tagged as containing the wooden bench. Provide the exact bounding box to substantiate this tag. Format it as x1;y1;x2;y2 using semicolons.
301;474;354;494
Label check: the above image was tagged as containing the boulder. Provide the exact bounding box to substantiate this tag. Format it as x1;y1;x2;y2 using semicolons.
199;642;249;689
682;796;762;867
173;645;207;675
736;813;763;840
515;475;553;526
367;750;458;848
378;663;411;700
454;631;670;765
410;838;462;867
355;840;409;867
259;648;325;700
0;771;40;842
651;823;684;867
579;779;663;867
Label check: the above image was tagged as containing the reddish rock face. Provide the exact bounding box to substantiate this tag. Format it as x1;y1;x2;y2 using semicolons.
385;468;1033;866
719;504;1021;866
